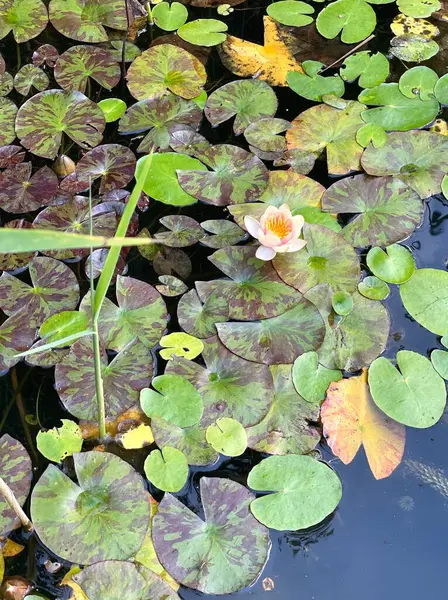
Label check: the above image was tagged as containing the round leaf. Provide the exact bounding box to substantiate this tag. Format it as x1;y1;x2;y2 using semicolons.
14;64;49;95
358;276;390;300
267;0;314;26
366;244;415;284
316;0;376;43
98;98;127;123
159;332;204;360
0;0;48;43
0;98;16;146
177;288;229;338
434;73;448;104
49;0;127;42
332;291;353;316
153;1;188;31
144;447;188;492
151;418;218;466
54;46;120;93
292;351;342;404
399;65;438;100
390;34;439;63
75;144;136;194
178;19;228;46
206;418;247;456
399;268;448;335
397;0;440;17
431;350;448;379
36;419;83;463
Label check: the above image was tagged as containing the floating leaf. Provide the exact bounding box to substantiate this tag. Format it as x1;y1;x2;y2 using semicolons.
0;145;25;168
49;0;127;42
153;246;192;279
32;43;59;67
0;163;58;213
356;123;387;148
366;244;415;284
141;374;203;427
434;73;448;103
14;64;49;96
0;435;32;536
321;174;423;247
31;451;150;564
244;117;290;159
316;0;377;43
358;276;390;300
178;18;228;46
390;34;439;62
0;72;12;96
153;1;187;30
293;351;341;405
54;45;120;93
400;268;448;335
0;220;36;272
0;98;16;146
246;363;320;455
156;275;188;297
390;13;439;36
287;60;344;102
144;447;188;492
431;350;448;379
127;44;206;101
204;79;278;135
332;291;353;316
36;419;83;463
267;0;314;26
248;455;342;530
75;144;136;194
16;89;105;159
117;423;154;450
98;98;127;123
399;65;438;100
206;418;247;456
159;332;204;360
200;219;247;249
154;215;202;247
40;311;88;344
152;477;270;594
369;351;446;427
340;51;389;88
397;0;441;17
0;0;48;42
168;127;211;155
321;370;405;479
177;289;229;338
151;417;218;466
0;309;39;372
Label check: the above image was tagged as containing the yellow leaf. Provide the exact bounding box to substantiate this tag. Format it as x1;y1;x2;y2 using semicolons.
430;118;448;136
61;567;88;600
0;552;4;586
390;13;439;38
80;405;148;440
117;423;154;449
2;539;24;558
218;16;303;86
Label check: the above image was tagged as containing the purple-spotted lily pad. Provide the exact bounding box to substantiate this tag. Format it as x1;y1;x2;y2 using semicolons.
166;336;274;426
244;118;291;160
74;144;136;194
246;364;320;455
14;64;49;95
0;0;48;43
0;72;13;96
217;299;325;365
177;144;268;206
49;0;127;42
85;248;128;282
154;247;192;279
178;288;228;338
16;89;105;159
0;219;36;272
0;308;37;371
0;98;17;146
0;163;58;213
119;94;202;153
168;127;211;156
305;284;390;371
273;223;360;294
32;44;59;67
0;256;79;325
321;174;424;247
31;451;150;564
204;79;278;135
200;219;247;249
196;245;301;320
0;435;32;535
156;275;188;297
55;337;153;420
151;418;218;466
153;477;270;595
154;215;202;247
0;145;25;168
54;45;120;92
361;130;448;199
126;44;207;101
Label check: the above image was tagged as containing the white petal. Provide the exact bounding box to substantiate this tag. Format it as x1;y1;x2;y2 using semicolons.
286;238;307;253
256;245;276;261
244;215;260;238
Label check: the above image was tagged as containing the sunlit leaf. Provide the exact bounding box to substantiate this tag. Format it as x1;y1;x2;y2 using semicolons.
358;276;390;300
288;60;344;101
340;51;389;88
36;419;83;463
400;268;448;335
153;1;187;30
40;311;88;344
366;244;415;284
156;275;188;297
151;417;218;466
316;0;377;43
267;0;314;26
356;123;387;148
178;18;228;46
141;374;203;427
98;98;127;123
159;332;204;360
292;351;342;404
144;447;188;492
390;13;439;37
434;73;448;103
431;349;448;379
244;117;290;160
0;98;18;146
399;65;438;100
397;0;440;17
206;418;247;456
0;435;32;536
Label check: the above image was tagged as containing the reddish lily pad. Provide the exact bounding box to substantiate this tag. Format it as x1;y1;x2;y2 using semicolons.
0;308;37;371
177;144;268;206
152;477;270;595
0;163;58;213
54;45;120;93
154;215;202;247
49;0;127;42
0;72;13;96
274;224;360;294
75;144;136;194
0;0;48;43
216;299;325;365
0;435;32;536
151;417;218;466
178;288;229;338
32;44;59;67
0;145;25;168
321;174;424;247
119;94;202;153
245;364;320;455
14;65;49;95
0;219;35;272
85;248;128;283
196;245;301;320
16;89;105;159
0;98;17;146
168;127;211;156
126;44;206;101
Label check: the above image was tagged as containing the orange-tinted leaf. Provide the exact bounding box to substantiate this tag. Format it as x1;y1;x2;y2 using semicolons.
321;369;405;480
218;16;303;86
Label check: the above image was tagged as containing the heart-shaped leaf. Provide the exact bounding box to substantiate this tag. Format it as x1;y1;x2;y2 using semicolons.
141;374;203;427
431;349;448;379
0;163;58;213
292;351;342;404
154;215;202;247
366;244;415;284
316;0;376;43
0;435;32;536
98;98;127;123
0;309;38;372
267;0;314;26
358;276;390;300
287;61;344;102
200;219;247;249
49;0;127;42
244;117;290;159
55;46;120;92
32;43;59;67
151;418;218;466
399;65;439;100
156;275;188;297
153;1;187;31
36;419;83;463
177;288;229;338
0;0;48;42
75;144;136;194
340;51;389;88
40;311;88;344
178;18;228;46
206;418;247;456
400;268;448;335
159;332;204;360
144;447;188;492
14;64;49;95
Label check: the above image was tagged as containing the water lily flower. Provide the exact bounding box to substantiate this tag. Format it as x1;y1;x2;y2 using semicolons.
244;204;307;261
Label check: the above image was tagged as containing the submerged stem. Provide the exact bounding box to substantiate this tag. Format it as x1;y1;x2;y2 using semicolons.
0;477;33;532
16;42;21;69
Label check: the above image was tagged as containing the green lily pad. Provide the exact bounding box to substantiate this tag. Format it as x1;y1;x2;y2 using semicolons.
36;419;83;463
245;364;321;455
154;215;202;247
431;349;448;379
196;245;301;320
204;79;278;135
206;418;247;456
14;64;49;95
152;477;270;594
397;0;440;17
54;45;120;93
286;101;365;175
144;447;188;492
316;0;376;43
98;98;127;122
0;0;48;43
267;0;314;26
166;336;274;427
305;284;390;371
287;61;344;102
358;276;390;300
321;174;423;247
178;19;228;46
361;130;448;199
40;311;88;344
332;291;353;316
216;299;325;365
177;288;229;338
31;451;150;564
292;351;342;404
126;44;206;101
151;418;218;466
399;268;448;335
244;117;290;159
75;144;136;194
366;244;415;284
273;224;360;293
159;332;204;360
0;434;32;536
399;66;438;100
16;89;105;159
359;83;439;131
49;0;127;42
141;374;203;427
291;206;342;232
199;219;247;249
135;152;207;207
369;351;446;427
340;51;389;88
390;34;439;63
153;1;187;31
177;144;268;206
434;73;448;104
248;455;342;530
356;123;387;148
0;98;17;146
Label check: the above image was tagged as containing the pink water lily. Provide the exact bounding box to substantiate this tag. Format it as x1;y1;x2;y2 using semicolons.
244;204;307;261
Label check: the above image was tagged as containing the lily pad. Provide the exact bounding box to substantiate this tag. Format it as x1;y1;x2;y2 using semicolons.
151;418;218;466
156;275;188;297
0;163;58;213
49;0;127;42
204;79;278;135
178;19;228;46
0;435;32;536
245;364;321;455
399;268;448;335
153;1;187;31
98;98;127;123
287;61;344;102
36;419;83;463
399;65;438;100
0;308;38;372
31;451;150;564
431;350;448;379
0;219;36;272
14;64;49;95
397;0;440;17
248;455;342;530
244;117;290;159
32;43;59;67
366;244;415;284
154;215;202;247
267;0;314;26
0;72;12;97
177;288;229;338
55;46;120;92
16;89;105;159
340;51;389;88
390;34;439;62
321;174;423;247
369;351;446;427
206;418;247;456
358;276;390;300
332;291;353;316
159;332;204;360
0;0;48;43
356;123;388;148
316;0;376;43
152;477;270;594
434;73;448;104
0;98;17;146
144;447;188;492
75;144;136;194
292;351;342;404
200;219;247;248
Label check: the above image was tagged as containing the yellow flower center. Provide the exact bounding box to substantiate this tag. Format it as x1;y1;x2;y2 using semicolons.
265;214;292;239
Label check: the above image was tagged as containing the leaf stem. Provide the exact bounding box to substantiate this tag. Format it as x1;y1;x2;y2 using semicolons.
320;34;375;73
16;42;21;69
0;476;33;532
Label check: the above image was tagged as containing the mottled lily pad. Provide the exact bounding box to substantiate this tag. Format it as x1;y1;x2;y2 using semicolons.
199;219;247;249
400;268;448;335
0;98;17;146
0;145;25;168
0;0;48;42
389;34;439;62
55;46;120;92
31;451;150;564
49;0;127;42
152;477;270;594
177;289;229;338
0;163;58;213
0;435;32;536
244;117;290;159
75;144;136;194
156;275;188;297
32;43;59;67
14;64;49;95
154;215;202;247
151;418;218;466
0;308;38;372
0;220;36;272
